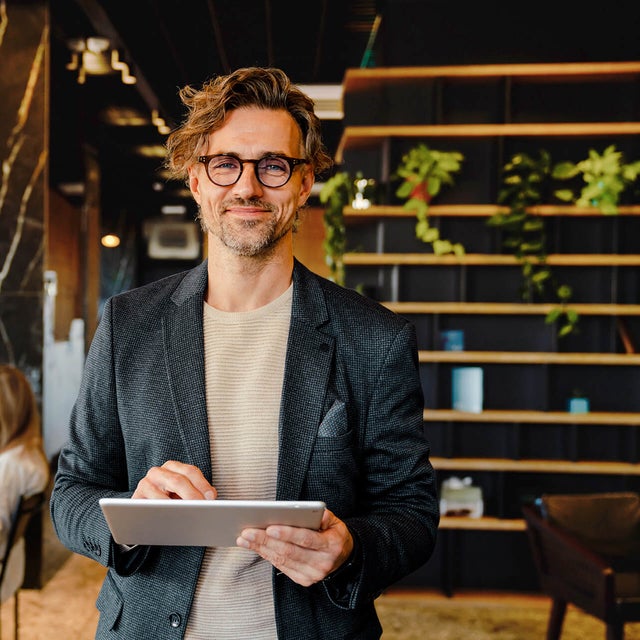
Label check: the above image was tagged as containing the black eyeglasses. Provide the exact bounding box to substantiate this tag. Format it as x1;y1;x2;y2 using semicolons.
197;154;309;188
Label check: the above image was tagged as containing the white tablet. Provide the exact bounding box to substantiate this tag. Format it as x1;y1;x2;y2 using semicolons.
99;498;326;547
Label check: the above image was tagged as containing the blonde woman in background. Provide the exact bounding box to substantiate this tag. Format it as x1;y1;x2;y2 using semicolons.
0;364;49;603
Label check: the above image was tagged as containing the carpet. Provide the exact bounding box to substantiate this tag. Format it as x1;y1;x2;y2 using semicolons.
375;593;640;640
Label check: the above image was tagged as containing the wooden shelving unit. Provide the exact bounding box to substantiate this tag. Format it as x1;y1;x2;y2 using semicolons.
419;351;640;365
342;61;640;92
384;302;640;316
424;409;640;425
343;204;640;219
345;253;640;266
336;123;640;163
439;516;526;531
338;60;640;593
432;457;640;474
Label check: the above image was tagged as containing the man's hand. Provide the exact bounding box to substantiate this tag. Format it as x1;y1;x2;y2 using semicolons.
236;508;354;586
132;460;217;500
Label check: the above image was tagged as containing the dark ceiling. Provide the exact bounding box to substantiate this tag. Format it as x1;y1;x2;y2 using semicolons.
49;0;640;236
50;0;380;229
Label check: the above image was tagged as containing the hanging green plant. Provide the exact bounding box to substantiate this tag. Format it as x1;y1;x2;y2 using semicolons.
553;144;640;215
318;171;355;286
393;143;465;255
487;150;578;337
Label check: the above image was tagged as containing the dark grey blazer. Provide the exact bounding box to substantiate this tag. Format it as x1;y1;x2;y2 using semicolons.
50;259;439;640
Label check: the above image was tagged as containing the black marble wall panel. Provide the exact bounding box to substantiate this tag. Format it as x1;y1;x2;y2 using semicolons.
0;1;48;378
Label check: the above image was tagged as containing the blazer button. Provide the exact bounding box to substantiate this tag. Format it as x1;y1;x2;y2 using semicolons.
168;613;182;628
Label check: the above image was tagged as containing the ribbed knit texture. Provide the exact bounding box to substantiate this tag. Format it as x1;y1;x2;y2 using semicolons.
185;286;292;639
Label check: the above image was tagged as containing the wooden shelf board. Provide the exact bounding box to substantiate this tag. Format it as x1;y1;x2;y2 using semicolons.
384;301;640;316
344;204;640;219
432;457;640;475
344;253;640;267
419;351;640;365
424;409;640;425
336;123;640;162
343;62;640;92
439;516;526;531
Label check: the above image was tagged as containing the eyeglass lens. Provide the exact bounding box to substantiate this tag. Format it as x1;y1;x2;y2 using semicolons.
206;155;292;188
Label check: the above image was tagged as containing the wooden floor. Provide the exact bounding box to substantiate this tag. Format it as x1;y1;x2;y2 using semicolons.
2;550;556;640
1;507;555;640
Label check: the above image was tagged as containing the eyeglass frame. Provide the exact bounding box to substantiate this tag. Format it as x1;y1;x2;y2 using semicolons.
196;153;310;188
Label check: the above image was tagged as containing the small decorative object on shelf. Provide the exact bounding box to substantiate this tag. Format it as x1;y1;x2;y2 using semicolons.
440;329;465;351
320;172;378;285
568;391;590;414
440;476;484;518
351;175;377;210
452;366;483;413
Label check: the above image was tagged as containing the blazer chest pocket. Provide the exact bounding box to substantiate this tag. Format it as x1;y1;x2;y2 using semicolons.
309;399;357;510
315;399;352;451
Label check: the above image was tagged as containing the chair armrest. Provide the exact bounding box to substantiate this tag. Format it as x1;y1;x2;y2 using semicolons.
522;504;616;618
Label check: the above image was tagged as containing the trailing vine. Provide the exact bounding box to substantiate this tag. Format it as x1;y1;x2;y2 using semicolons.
487;150;578;337
488;145;640;336
393;143;465;255
318;171;354;286
320;145;639;332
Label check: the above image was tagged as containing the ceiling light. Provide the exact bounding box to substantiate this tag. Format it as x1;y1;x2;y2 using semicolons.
161;205;187;215
58;182;85;196
151;109;171;135
66;37;136;85
101;106;148;126
133;145;167;158
101;233;121;248
296;84;343;119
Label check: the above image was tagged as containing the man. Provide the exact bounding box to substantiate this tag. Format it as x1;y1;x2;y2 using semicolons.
50;66;439;639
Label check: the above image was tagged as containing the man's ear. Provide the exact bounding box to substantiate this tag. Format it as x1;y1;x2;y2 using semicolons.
298;168;314;207
188;166;202;205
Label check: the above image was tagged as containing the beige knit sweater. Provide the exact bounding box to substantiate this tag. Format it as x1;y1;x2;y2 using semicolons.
185;286;292;639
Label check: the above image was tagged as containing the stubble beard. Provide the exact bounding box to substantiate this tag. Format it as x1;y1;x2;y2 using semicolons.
197;199;294;257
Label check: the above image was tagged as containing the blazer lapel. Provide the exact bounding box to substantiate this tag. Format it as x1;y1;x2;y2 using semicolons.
162;262;212;479
277;262;335;500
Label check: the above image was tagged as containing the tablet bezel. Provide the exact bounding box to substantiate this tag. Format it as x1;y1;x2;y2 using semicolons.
99;498;326;547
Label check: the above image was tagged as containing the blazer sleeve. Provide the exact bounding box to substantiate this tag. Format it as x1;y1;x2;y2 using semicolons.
49;298;149;573
325;320;439;608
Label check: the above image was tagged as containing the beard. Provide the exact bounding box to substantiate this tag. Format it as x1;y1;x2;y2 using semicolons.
198;197;296;257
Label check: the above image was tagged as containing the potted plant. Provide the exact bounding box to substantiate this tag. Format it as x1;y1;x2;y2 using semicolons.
553;144;640;215
393;143;465;255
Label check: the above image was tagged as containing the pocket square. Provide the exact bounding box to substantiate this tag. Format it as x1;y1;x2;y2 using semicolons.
317;399;347;437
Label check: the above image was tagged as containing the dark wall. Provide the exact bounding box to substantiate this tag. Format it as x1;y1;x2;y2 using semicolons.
379;0;640;66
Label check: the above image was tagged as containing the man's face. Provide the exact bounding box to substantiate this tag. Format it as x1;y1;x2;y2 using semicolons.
188;106;314;258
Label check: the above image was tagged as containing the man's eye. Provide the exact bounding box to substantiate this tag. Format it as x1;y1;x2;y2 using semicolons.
261;158;287;173
212;157;239;170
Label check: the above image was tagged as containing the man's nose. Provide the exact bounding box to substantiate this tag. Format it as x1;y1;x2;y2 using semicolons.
231;162;264;198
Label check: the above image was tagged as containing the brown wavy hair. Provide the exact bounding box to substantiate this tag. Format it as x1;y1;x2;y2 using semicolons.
165;67;333;182
0;364;43;451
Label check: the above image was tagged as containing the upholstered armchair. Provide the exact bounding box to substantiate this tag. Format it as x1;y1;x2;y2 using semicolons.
523;492;640;640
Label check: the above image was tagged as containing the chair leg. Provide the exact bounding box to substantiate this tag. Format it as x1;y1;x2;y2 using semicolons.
547;598;567;640
606;621;623;640
14;590;19;640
